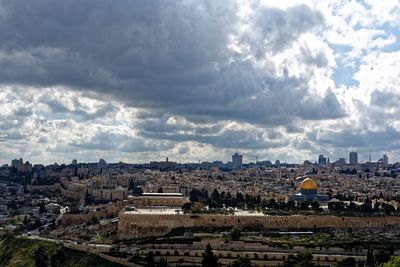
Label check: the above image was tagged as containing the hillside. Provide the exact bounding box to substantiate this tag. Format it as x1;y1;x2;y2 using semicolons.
0;235;124;267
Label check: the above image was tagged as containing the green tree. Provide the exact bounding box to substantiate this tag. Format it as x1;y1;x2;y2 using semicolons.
23;215;30;226
230;226;241;241
267;198;278;209
202;244;218;267
211;189;221;207
347;227;353;236
311;201;320;212
39;202;47;214
84;191;92;205
287;200;296;210
190;189;200;202
182;202;194;214
382;256;400;267
236;192;245;204
32;218;42;229
299;201;311;210
225;191;233;207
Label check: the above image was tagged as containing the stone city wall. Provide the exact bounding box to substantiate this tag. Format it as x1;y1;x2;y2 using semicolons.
60;178;87;200
60;186;85;200
118;212;400;239
128;196;188;208
62;202;124;225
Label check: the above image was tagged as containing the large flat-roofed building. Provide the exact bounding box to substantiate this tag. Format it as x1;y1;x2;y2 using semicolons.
149;158;178;170
382;154;389;165
350;151;358;165
232;153;243;169
127;192;189;208
318;155;326;165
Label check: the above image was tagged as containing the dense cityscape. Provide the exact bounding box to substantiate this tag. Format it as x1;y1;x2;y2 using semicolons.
1;152;400;266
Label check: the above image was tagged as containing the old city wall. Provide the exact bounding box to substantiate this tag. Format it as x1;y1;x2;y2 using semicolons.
117;213;400;239
62;202;125;225
60;186;85;200
62;213;94;225
130;197;188;208
59;178;86;200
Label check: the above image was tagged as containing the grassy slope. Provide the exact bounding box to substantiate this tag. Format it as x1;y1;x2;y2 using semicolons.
0;235;124;267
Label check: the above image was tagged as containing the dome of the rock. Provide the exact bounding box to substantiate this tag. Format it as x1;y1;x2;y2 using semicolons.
299;178;318;190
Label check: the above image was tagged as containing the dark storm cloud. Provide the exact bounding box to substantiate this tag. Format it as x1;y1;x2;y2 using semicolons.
137;117;223;136
139;129;288;149
70;132;173;153
370;90;400;108
242;4;325;56
317;127;400;149
42;96;116;121
0;0;345;129
300;46;329;68
137;116;288;149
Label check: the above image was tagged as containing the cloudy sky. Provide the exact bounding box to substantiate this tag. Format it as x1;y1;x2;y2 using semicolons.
0;0;399;165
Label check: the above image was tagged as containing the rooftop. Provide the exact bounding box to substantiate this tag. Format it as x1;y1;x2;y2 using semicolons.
122;208;266;216
123;208;182;215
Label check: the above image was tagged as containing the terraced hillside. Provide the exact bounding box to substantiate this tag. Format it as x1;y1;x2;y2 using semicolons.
0;235;124;267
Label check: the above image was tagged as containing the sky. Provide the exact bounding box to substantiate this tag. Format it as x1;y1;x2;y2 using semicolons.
0;0;399;165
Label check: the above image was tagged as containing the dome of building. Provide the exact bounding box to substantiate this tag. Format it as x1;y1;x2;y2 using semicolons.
299;178;318;190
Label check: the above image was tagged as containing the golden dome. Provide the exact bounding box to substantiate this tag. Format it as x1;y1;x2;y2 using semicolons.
300;178;318;190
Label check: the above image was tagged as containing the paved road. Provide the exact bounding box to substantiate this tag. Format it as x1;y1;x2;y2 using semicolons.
20;233;114;249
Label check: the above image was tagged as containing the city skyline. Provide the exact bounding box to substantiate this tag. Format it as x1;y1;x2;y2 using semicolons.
2;150;393;166
0;1;399;165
